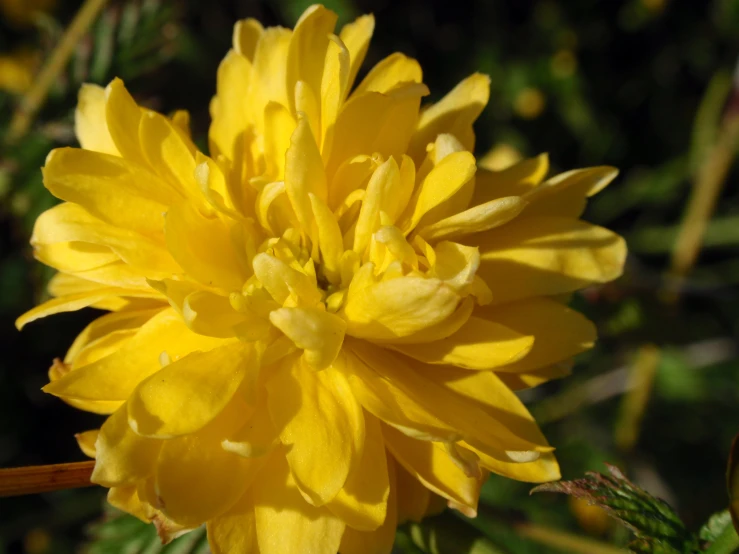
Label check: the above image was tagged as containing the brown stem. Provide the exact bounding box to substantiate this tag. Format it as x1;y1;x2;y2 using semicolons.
0;461;96;497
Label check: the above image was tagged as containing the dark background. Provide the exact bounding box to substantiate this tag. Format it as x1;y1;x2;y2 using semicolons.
2;0;739;552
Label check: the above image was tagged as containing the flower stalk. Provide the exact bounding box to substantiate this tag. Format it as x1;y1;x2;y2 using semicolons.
0;461;95;497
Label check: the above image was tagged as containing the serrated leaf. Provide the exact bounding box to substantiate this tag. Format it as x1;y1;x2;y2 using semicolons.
532;464;701;554
699;511;733;543
84;507;208;554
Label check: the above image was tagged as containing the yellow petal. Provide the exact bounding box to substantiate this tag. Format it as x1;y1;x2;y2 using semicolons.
155;402;260;528
339;14;374;92
470;448;560;483
473;216;626;304
222;391;279;458
252;27;292;112
390;315;533;369
253;451;345;554
64;309;158;368
164;201;249;292
328;413;389;531
286;4;338;115
72;328;139;369
497;362;573;391
209;49;252;161
207;490;259;554
139;111;201;202
91;405;161;487
128;342;255;438
349;341;547;456
32;202;180;277
75;84;118;156
326;82;429;180
353;157;401;253
522;166;618;219
339;350;457;442
399;151;476;233
43;308;226;401
395;460;431;523
285;114;329;234
269;307;346;370
383;425;483;515
252;252;322;306
263;102;296;179
338;452;397;554
233;18;263;59
107;486;152;523
16;287;160;330
481;297;596;372
309;192;344;282
321;34;350;150
33;241;119;274
471;154;549;205
409;73;490;161
75;429;99;458
266;356;364;506
342;275;460;340
354;53;422;96
104;78;146;166
417;196;528;242
43;148;177;239
423;365;551;454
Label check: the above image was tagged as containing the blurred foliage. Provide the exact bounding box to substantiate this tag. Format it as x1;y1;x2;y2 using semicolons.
2;0;739;553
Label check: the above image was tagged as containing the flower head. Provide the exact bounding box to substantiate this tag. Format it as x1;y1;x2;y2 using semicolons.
18;5;626;552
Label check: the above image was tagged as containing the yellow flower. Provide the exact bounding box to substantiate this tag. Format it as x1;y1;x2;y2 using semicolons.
18;5;626;553
0;50;39;94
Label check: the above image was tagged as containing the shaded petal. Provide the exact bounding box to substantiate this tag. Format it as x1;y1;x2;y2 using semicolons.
164;201;249;292
409;73;490;161
286;5;338;115
254;451;345;554
342;275;460;340
469;447;560;483
43;309;226;401
398;151;476;233
354;52;422;96
338;452;397;554
91;405;161;487
328;413;389;531
207;490;259;554
417;196;528;243
128;342;255;438
395;460;430;523
422;365;551;453
522;166;618;219
471;155;548;205
266;356;364;506
269;307;346;370
480;297;596;373
383;425;483;515
209;49;252;162
155;400;260;528
349;341;548;456
326;82;428;180
285;114;329;234
43;148;178;239
16;287;160;330
471;216;627;304
390;315;533;370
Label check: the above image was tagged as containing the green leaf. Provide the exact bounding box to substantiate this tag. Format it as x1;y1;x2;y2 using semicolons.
531;464;701;554
700;511;734;543
84;507;208;554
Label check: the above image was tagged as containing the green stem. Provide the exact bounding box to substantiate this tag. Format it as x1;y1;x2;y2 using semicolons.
705;524;739;554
